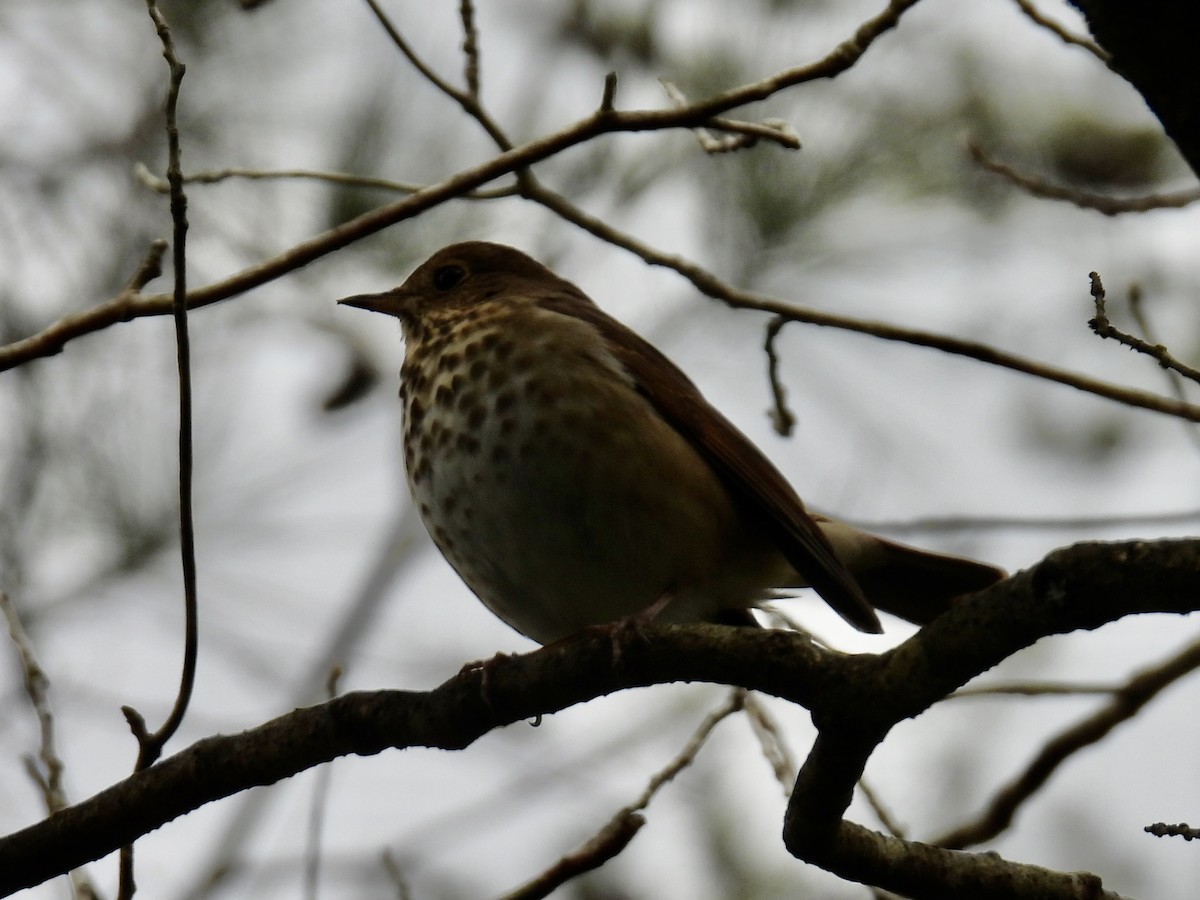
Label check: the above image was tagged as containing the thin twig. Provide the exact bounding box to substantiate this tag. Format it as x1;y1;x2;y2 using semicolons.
379;851;413;899
1126;283;1200;453
1089;271;1200;384
763;316;796;436
1;0;922;372
1012;0;1111;62
934;635;1200;850
359;0;1199;435
133;162;520;198
1;592;67;813
858;778;907;839
120;5;198;896
1145;822;1200;841
599;71;618;113
500;690;747;900
459;0;480;100
521;178;1200;423
6;542;1198;897
361;0;510;149
968;137;1200;215
9;0;1198;428
950;681;1117;698
123;239;169;291
847;507;1200;535
661;78;801;153
1;592;102;899
361;0;460;100
304;668;343;900
742;692;797;793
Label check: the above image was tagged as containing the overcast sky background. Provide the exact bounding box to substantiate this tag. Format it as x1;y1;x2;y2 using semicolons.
2;0;1199;897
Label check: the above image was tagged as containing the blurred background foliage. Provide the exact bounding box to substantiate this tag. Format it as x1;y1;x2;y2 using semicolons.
1;0;1199;897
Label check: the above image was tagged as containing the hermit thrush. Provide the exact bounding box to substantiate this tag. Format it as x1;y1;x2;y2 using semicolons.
340;241;1004;644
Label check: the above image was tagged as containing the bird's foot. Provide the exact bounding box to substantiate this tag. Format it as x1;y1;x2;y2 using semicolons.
582;591;675;664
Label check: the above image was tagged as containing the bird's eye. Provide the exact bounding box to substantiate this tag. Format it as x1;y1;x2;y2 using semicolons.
432;264;466;292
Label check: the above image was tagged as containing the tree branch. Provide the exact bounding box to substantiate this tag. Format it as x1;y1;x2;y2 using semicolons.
934;635;1200;850
0;539;1195;896
0;0;921;373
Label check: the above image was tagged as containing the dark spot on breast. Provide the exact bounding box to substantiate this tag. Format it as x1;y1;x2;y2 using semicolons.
438;351;461;373
435;384;453;407
432;525;456;552
468;358;487;380
486;368;508;391
466;405;486;430
494;390;516;414
405;368;428;396
406;395;426;428
410;458;432;484
456;433;481;454
534;384;561;405
456;390;478;412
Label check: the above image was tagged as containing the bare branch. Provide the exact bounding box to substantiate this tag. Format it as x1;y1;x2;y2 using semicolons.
763;317;797;437
303;669;343;900
846;508;1200;535
599;71;618;114
743;692;797;792
1;0;922;372
523;179;1200;423
120;4;200;894
502;690;745;899
1012;0;1111;62
133;162;520;198
459;0;481;100
1145;822;1200;841
131;0;199;769
660;78;802;153
935;634;1200;849
780;539;1199;898
968;137;1200;214
1;592;66;813
2;592;102;899
500;815;643;900
1;539;1196;896
950;681;1117;698
858;779;908;839
123;239;168;292
1089;271;1200;384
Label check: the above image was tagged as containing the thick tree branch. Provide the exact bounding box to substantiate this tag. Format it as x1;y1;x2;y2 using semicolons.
781;539;1198;897
0;539;1195;896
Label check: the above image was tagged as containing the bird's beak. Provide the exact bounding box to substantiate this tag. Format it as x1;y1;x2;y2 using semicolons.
337;289;402;317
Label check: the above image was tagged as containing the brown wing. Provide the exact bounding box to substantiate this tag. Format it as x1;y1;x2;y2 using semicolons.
539;288;883;634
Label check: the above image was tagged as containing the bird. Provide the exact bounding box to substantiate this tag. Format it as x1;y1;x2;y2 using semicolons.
339;241;1005;644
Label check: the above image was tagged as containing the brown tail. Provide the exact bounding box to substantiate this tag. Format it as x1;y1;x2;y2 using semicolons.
816;517;1006;626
